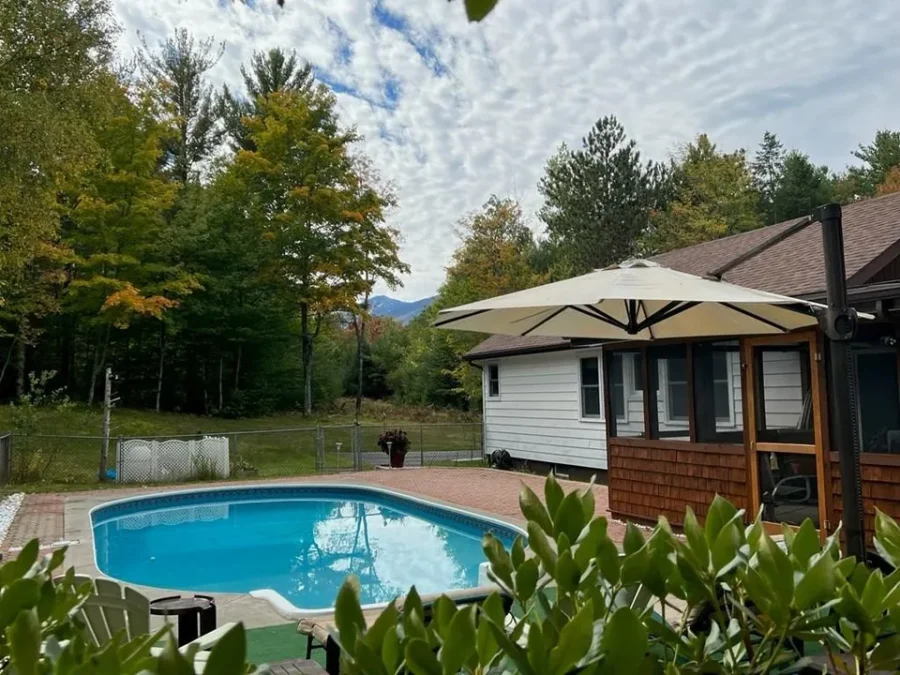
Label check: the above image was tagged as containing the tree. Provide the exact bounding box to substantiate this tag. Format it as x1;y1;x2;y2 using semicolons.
877;166;900;196
750;131;785;225
644;134;760;253
61;83;198;404
399;197;545;407
771;151;834;221
231;88;400;414
138;29;223;183
338;164;407;420
220;48;314;151
847;129;900;197
539;117;670;274
0;0;113;318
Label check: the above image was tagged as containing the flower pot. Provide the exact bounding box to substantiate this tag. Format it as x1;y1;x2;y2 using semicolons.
390;451;407;468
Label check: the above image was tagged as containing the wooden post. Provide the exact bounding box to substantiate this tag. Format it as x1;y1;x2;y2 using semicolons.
99;367;112;482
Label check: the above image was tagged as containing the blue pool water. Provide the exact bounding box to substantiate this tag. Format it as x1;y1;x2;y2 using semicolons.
91;486;521;611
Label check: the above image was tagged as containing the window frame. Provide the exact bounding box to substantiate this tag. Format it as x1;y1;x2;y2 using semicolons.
579;355;604;420
612;352;634;423
663;358;690;424
852;346;900;452
712;350;736;426
486;363;500;399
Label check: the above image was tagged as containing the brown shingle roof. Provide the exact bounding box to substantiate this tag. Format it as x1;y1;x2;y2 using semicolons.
465;334;570;360
465;192;900;358
653;191;900;296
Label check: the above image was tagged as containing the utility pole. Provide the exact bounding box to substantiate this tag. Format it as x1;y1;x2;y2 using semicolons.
99;368;118;482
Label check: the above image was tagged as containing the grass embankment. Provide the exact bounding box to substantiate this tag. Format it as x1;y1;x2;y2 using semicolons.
0;399;481;493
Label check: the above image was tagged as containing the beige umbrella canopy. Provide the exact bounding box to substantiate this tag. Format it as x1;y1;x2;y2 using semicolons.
434;259;833;340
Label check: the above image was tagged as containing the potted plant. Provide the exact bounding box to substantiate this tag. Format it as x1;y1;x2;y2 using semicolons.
377;429;409;468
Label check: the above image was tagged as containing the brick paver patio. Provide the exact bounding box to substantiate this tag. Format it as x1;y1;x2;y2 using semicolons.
2;467;622;552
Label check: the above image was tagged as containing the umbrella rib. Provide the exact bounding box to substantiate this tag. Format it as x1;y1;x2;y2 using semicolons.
432;309;490;328
520;307;567;336
638;300;655;340
634;301;699;332
572;305;629;331
721;303;788;332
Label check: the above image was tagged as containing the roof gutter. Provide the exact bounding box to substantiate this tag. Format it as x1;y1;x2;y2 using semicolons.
464;338;606;362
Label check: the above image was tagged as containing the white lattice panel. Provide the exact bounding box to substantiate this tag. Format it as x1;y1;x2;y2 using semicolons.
118;437;229;483
118;505;230;530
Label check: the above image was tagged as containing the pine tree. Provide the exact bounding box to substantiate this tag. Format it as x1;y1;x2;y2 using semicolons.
538;117;670;274
220;48;316;151
847;130;900;197
751;131;786;224
138;29;224;183
772;151;834;221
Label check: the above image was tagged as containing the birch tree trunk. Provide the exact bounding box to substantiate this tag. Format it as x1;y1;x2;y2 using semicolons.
301;303;313;416
155;324;165;413
0;337;18;390
88;325;111;406
14;335;25;399
234;344;242;392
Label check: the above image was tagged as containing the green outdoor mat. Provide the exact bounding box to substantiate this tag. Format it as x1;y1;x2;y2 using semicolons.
245;623;323;667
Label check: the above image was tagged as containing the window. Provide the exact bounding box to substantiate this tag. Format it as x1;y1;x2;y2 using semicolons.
650;345;689;440
694;342;743;443
854;348;900;453
609;354;631;421
487;364;500;398
753;342;814;445
632;357;643;393
607;350;645;438
665;357;689;422
712;351;732;422
580;357;602;417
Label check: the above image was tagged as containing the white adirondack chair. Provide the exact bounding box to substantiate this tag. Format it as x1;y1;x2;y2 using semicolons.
74;576;237;673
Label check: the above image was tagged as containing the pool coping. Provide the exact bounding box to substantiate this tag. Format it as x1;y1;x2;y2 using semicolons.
88;482;527;619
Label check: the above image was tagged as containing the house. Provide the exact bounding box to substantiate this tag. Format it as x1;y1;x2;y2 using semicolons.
466;191;900;538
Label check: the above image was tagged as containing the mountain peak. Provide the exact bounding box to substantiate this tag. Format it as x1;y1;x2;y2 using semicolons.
370;295;435;324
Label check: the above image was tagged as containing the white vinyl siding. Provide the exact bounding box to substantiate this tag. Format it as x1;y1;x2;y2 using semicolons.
760;350;806;430
482;350;608;470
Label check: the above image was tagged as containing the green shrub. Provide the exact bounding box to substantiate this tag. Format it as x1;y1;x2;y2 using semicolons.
0;539;258;674
334;474;900;674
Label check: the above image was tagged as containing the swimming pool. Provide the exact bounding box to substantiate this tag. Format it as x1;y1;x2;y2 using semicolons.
90;485;523;616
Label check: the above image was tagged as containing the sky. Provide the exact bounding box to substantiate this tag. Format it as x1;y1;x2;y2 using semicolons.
113;0;900;301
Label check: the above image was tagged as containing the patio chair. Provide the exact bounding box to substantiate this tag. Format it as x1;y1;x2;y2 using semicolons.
74;576;237;674
297;585;514;675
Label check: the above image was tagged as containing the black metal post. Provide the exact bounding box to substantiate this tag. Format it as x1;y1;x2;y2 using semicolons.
816;203;865;560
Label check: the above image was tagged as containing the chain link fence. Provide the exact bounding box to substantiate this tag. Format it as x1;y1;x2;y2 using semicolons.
0;422;484;488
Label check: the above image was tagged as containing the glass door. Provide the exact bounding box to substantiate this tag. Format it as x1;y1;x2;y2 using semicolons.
744;333;829;533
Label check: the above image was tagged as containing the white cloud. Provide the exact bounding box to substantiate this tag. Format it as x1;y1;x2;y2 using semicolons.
113;0;900;300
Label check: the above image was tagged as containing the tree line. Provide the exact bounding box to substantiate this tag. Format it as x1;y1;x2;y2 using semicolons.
4;0;900;418
1;0;405;417
381;120;900;410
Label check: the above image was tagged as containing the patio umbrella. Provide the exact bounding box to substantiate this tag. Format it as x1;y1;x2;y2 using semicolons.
434;259;834;340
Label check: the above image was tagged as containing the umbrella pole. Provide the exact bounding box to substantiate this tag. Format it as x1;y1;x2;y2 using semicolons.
816;203;865;560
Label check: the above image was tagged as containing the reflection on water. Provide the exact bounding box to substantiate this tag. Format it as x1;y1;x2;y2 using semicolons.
93;499;497;609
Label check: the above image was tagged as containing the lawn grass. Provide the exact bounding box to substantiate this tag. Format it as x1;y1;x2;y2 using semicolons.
0;401;483;493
